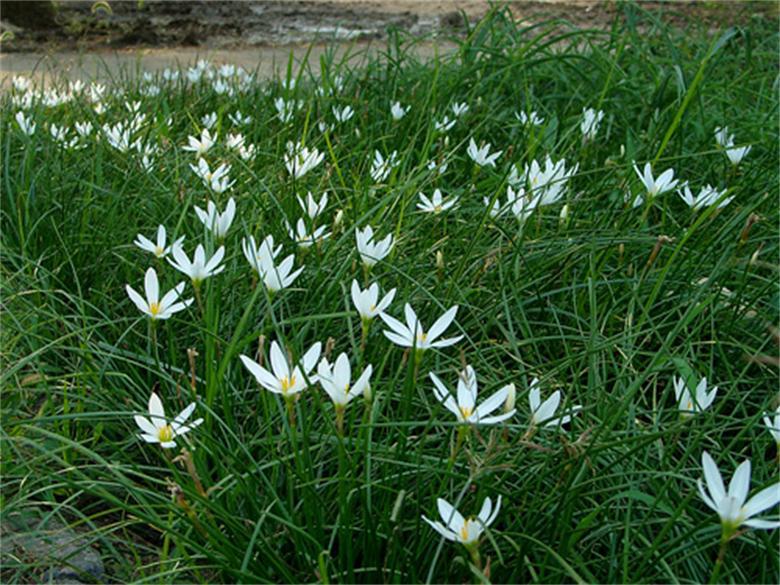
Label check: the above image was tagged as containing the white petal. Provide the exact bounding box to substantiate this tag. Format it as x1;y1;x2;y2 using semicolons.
742;484;780;519
728;460;751;507
702;451;726;502
427;306;458;342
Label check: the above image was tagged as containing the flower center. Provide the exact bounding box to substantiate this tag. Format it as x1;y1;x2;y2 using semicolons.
460;406;473;420
157;425;174;443
344;383;350;394
434;204;442;213
369;304;376;312
460;520;470;542
280;375;296;393
149;302;160;316
154;246;164;257
417;332;428;343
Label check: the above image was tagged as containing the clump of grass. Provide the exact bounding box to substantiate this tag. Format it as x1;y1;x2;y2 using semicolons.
2;5;778;583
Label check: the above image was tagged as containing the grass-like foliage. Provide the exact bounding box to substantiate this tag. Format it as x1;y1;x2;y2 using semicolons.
2;5;779;583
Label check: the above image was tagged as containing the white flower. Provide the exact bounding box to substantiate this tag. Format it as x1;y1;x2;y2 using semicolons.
763;407;780;445
168;244;226;285
332;105;354;123
218;64;236;78
12;76;32;92
228;110;252;126
240;340;321;397
467;138;502;168
162;68;179;82
134;392;203;448
523;156;579;206
451;102;469;117
297;191;328;220
430;365;515;425
194;198;236;239
102;122;132;152
697;450;780;532
434;116;456;132
15;111;36;136
274;97;301;123
714;126;733;148
422;496;501;545
673;376;718;417
529;378;581;427
417;189;458;214
284;141;325;179
380;304;462;350
190;158;234;193
370;150;399;183
677;184;733;210
182;128;216;156
483;196;502;218
288;218;330;248
133;225;183;258
515;110;544;126
351;280;396;320
507;186;539;222
580;107;605;141
259;253;304;292
238;143;256;162
75;121;93;137
126;267;192;320
427;159;449;175
225;132;246;150
242;235;282;274
317;353;373;407
713;125;751;164
390;101;409;120
355;226;394;268
634;162;679;198
725;145;751;166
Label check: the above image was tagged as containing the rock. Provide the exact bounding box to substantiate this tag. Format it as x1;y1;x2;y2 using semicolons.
1;509;104;584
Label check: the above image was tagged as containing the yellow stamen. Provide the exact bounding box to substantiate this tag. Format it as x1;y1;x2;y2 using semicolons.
280;375;296;394
154;246;164;256
149;302;160;316
157;425;174;443
460;406;473;420
460;520;470;542
344;383;350;395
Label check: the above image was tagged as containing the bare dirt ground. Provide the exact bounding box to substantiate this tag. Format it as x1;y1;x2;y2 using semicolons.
0;1;776;85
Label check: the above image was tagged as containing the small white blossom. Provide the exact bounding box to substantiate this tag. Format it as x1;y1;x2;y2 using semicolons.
355;226;394;268
417;189;458;214
134;392;203;449
390;101;409;120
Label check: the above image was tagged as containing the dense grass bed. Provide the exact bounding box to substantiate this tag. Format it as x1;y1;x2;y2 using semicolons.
2;5;779;583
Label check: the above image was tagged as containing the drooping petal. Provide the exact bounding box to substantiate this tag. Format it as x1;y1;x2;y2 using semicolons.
742;518;780;530
134;415;157;435
430;372;460;417
421;516;458;542
240;354;282;393
126;285;150;314
742;484;780;519
474;386;510;421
